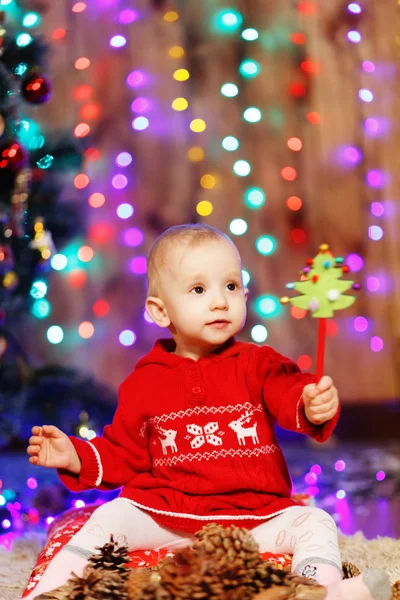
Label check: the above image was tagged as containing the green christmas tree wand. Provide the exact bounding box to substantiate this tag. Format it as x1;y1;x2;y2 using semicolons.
280;244;360;382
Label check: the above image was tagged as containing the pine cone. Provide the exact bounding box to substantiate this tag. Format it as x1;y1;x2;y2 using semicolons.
158;545;223;599
127;568;160;600
68;567;129;600
342;561;361;579
193;523;289;595
87;534;131;579
392;580;400;600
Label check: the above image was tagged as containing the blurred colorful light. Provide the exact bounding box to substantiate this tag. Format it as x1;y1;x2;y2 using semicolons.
239;59;260;78
347;30;361;43
110;35;126;48
243;107;262;122
242;28;259;41
251;325;268;343
117;203;134;219
129;256;147;274
370;336;384;352
354;316;368;332
51;254;68;271
222;136;240;151
123;228;143;247
359;89;373;102
368;225;383;241
116;152;133;167
371;202;384;217
127;70;147;88
118;9;139;23
256;236;275;255
346;253;364;272
112;174;128;189
221;83;239;97
119;330;137;346
47;325;64;344
131;98;151;113
367;276;380;292
229;218;248;236
245;188;265;208
233;160;251;176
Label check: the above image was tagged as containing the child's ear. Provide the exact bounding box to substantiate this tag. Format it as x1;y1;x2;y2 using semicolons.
145;297;171;328
244;288;249;302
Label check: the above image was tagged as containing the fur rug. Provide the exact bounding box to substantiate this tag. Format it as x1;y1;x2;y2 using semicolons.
0;532;399;600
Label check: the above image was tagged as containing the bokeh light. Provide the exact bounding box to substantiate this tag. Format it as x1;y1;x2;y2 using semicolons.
243;107;262;122
346;253;364;272
172;97;188;111
110;35;127;48
245;188;265;208
354;316;368;332
78;321;94;339
370;336;384;352
88;193;106;208
123;228;144;247
251;325;268;343
51;254;68;271
286;196;302;211
367;276;380;292
229;218;248;236
368;225;383;241
200;174;216;189
112;174;128;189
221;83;239;97
190;119;206;132
233;160;251;176
119;330;137;346
127;70;147;88
173;69;190;81
129;257;147;274
117;203;134;219
242;28;259;41
255;295;280;317
116;152;133;167
47;325;64;344
256;235;276;255
239;59;260;78
93;300;110;317
222;136;240;151
132;116;149;130
196;201;213;216
78;246;94;262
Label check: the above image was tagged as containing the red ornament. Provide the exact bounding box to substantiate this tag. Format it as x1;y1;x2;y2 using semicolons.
342;265;350;273
21;72;52;104
312;275;319;283
306;258;314;266
0;140;28;172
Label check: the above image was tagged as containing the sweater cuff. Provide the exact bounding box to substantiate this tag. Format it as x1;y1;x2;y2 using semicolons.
296;393;340;443
57;437;103;491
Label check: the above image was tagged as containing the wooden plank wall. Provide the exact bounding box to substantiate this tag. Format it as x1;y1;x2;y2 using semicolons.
17;0;400;402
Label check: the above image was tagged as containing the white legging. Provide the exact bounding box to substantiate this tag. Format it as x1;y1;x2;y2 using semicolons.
66;498;341;575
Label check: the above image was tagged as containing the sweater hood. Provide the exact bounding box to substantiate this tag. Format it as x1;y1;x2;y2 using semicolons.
136;337;247;369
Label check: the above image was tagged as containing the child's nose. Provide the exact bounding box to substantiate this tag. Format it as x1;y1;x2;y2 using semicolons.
210;291;229;310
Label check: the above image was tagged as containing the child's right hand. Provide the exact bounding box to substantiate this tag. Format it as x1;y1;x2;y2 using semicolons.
27;425;81;474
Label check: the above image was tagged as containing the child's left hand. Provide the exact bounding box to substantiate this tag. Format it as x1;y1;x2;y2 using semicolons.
302;376;339;425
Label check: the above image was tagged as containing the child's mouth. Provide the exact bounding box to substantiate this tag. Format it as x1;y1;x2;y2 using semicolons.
207;320;230;329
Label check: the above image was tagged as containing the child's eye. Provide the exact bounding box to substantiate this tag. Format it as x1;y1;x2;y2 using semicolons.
192;286;204;294
227;282;237;291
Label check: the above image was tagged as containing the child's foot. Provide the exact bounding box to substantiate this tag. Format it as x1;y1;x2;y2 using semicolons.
325;568;391;600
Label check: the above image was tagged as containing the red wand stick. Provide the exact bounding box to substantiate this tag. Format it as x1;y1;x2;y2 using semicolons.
316;318;326;383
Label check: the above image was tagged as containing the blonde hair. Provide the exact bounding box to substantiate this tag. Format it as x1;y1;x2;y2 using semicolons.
147;224;233;296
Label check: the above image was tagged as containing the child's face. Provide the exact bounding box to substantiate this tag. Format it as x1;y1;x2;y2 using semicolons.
158;239;247;351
